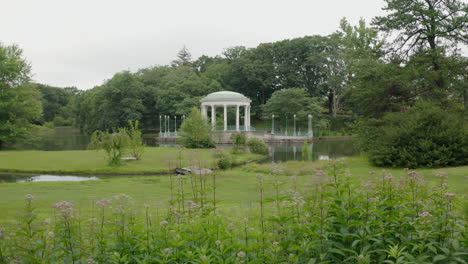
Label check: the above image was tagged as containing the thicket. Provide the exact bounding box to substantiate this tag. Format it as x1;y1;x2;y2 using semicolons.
230;133;247;154
214;150;233;170
358;102;467;168
179;108;215;149
88;120;145;166
0;161;465;263
127;120;145;160
247;137;269;155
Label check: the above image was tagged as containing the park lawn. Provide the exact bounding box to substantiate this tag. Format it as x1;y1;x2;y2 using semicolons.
0;147;261;174
242;155;468;193
0;156;466;225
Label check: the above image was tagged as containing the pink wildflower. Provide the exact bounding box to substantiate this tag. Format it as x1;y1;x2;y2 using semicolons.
444;192;455;198
419;212;432;218
96;199;112;208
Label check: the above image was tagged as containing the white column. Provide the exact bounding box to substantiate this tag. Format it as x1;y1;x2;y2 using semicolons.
244;105;248;131
247;105;251;131
223;104;227;131
211;105;216;130
201;105;207;117
236;105;240;131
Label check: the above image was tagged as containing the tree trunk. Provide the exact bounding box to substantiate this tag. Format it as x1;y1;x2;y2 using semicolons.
332;93;339;117
464;88;468;114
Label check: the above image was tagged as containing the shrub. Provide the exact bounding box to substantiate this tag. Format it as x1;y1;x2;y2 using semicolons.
214;150;232;169
179;108;215;148
361;101;467;168
313;118;330;137
52;116;73;127
1;165;465;263
88;128;130;166
230;133;246;154
247;137;269;155
127;120;145;160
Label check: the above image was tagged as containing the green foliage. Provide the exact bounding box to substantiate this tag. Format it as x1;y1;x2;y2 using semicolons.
313;118;330;137
0;163;465;263
230;133;246;154
179;108;215;149
262;88;322;120
76;71;145;133
302;141;310;161
127;120;145;160
247;137;269;155
214;150;232;170
360;101;467;168
36;84;80;126
0;44;42;149
372;0;467;54
88;128;130;166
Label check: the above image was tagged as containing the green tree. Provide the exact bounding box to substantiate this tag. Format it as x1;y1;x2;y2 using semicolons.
0;43;42;149
262;88;322;120
179;108;215;148
373;0;467;55
88;128;130;166
346;59;414;117
127;120;145;160
361;101;467;168
309;36;346;116
372;0;467;101
171;46;192;67
76;71;144;133
36;84;80;126
322;18;385;116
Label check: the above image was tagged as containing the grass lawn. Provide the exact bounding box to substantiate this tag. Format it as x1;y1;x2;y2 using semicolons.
0;156;466;225
0;147;261;174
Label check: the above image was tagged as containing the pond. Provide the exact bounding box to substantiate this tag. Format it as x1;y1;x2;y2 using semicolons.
0;134;359;183
0;174;99;183
1;128;359;183
266;138;359;163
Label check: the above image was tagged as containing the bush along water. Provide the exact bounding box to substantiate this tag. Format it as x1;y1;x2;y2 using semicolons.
0;161;465;263
247;137;269;156
357;101;467;168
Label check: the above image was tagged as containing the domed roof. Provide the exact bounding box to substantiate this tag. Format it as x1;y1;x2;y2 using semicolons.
200;91;251;103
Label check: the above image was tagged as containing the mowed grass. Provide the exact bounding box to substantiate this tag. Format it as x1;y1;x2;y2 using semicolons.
245;156;468;193
0;147;261;174
0;156;466;225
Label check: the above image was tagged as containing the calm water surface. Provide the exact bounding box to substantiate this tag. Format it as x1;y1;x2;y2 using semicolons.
1;128;359;182
0;174;99;183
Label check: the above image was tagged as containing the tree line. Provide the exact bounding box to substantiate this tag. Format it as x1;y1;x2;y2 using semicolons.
1;0;466;149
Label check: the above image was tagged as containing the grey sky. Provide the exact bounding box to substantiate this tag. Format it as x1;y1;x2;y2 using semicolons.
2;0;386;90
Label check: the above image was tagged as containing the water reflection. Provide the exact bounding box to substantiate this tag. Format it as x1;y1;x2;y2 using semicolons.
7;127;359;165
0;174;99;183
267;139;358;163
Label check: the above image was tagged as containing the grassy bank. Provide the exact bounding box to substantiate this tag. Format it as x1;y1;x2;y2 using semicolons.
245;156;468;193
0;147;261;174
0;156;465;263
0;156;465;225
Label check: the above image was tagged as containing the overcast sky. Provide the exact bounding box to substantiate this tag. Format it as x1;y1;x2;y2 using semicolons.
2;0;387;90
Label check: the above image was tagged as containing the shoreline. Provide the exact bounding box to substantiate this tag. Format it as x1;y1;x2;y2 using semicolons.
0;157;265;176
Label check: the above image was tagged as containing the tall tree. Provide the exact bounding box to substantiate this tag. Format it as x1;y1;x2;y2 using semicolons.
261;88;322;120
0;43;42;149
171;46;193;67
373;0;467;101
373;0;467;55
